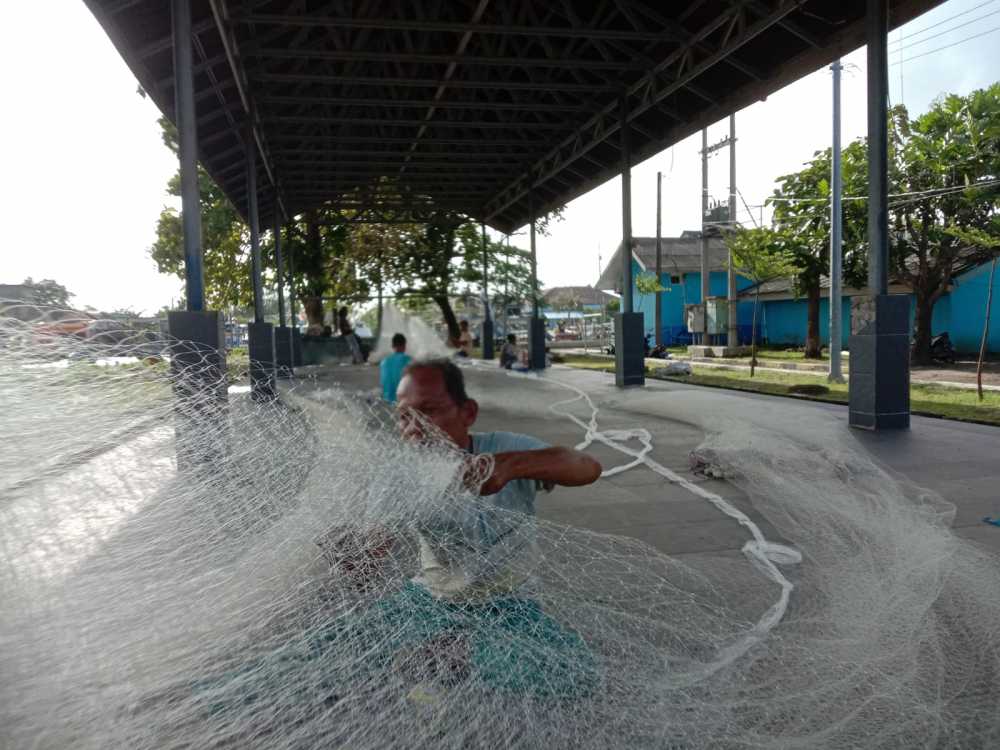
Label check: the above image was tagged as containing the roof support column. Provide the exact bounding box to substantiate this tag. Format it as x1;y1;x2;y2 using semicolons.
167;0;227;468
727;114;738;348
274;208;286;327
528;191;545;370
246;128;275;399
655;171;663;348
616;94;644;387
700;128;709;346
480;220;494;361
849;0;909;430
273;203;294;376
620;94;634;315
171;0;204;312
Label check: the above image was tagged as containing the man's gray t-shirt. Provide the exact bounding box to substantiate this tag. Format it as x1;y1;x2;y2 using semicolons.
413;431;548;600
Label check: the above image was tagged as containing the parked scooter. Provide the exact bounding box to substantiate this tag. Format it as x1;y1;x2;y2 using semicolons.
929;332;957;364
913;331;957;364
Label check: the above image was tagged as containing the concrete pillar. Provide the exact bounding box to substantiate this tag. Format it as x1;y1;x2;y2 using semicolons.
849;0;910;430
616;92;644;386
168;310;227;468
480;220;495;360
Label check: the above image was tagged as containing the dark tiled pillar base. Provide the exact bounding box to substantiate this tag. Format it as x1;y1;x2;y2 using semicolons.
615;312;645;387
167;310;228;469
247;322;276;402
481;318;495;360
849;295;910;430
274;325;294;377
529;317;547;370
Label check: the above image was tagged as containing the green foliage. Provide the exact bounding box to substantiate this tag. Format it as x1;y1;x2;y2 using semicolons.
20;277;74;308
635;272;667;296
726;227;800;285
770;139;870;291
886;85;1000;362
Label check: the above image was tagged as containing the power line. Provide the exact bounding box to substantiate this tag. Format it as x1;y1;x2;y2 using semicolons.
888;0;997;47
736;188;760;228
892;24;1000;65
745;177;1000;208
889;7;1000;54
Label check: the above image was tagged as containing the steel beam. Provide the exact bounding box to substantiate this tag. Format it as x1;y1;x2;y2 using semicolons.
249;47;646;71
485;1;795;221
258;94;593;113
253;72;620;93
208;0;287;222
171;0;204;312
265;114;574;130
235;13;699;42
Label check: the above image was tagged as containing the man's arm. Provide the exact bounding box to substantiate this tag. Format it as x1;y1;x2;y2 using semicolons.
480;447;602;496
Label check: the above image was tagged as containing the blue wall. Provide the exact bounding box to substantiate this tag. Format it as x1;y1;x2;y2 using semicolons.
761;297;853;350
630;261;757;345
756;260;1000;353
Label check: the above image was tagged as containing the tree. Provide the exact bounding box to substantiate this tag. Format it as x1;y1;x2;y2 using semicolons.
726;227;800;376
635;272;668;314
22;277;74;308
771;140;870;358
378;211;560;344
887;86;1000;365
947;223;1000;400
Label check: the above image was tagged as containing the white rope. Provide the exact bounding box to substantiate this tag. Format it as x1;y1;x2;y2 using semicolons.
498;366;801;683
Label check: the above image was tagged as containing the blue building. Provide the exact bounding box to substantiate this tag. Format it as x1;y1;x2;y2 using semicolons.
596;233;758;345
742;259;999;354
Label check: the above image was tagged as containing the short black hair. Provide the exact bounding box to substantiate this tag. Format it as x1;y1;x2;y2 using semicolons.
391;333;406;348
405;358;469;405
506;333;516;344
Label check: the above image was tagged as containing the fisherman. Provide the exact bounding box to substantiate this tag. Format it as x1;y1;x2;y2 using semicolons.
379;333;411;404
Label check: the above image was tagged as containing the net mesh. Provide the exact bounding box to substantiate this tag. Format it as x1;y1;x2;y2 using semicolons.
2;304;999;749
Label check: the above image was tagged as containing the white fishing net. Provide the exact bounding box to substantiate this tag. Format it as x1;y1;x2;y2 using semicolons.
370;302;452;363
2;304;999;749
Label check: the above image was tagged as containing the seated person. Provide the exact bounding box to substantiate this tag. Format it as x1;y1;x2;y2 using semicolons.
375;360;602;696
379;333;411;404
499;334;519;369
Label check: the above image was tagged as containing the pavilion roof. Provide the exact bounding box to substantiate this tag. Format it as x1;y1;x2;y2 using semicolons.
85;0;942;233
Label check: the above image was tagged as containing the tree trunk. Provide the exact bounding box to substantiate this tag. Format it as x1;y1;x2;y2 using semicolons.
434;294;461;345
977;257;997;401
750;291;759;378
804;283;822;359
911;292;935;366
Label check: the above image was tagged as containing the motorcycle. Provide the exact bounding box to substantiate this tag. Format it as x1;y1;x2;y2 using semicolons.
912;331;957;364
929;332;957;364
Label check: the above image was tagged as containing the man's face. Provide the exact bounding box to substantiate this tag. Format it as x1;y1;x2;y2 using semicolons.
396;367;477;446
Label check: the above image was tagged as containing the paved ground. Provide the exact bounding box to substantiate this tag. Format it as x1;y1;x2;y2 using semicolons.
293;361;1000;557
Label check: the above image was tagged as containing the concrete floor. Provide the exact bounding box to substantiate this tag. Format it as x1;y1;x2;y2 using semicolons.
294;360;1000;558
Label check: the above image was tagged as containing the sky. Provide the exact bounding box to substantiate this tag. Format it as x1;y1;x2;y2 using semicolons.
1;1;999;314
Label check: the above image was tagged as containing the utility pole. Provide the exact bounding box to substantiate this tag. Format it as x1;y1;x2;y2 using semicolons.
700;127;709;346
727;114;738;349
829;59;845;383
655;171;663;347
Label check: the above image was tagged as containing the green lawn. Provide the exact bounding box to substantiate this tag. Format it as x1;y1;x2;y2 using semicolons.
557;354;1000;427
